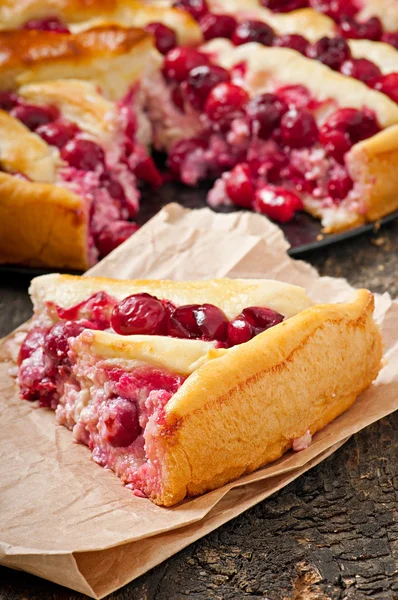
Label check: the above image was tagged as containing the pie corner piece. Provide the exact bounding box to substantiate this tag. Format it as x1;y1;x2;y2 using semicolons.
15;274;383;507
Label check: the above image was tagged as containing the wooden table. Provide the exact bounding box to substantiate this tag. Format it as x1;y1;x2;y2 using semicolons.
1;220;397;600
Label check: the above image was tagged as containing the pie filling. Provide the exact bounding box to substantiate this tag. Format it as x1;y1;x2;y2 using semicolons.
17;290;285;497
151;46;382;222
0;90;162;263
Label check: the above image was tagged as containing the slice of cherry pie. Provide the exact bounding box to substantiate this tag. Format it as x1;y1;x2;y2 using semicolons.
13;273;382;505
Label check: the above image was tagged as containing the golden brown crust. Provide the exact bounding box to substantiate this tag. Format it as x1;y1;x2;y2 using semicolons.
153;289;382;505
0;0;202;46
0;173;90;269
0;26;159;99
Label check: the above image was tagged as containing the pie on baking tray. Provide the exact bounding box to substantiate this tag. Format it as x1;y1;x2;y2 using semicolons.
11;273;382;506
0;0;397;268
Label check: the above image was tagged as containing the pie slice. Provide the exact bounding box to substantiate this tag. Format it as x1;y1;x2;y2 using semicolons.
15;274;382;506
149;39;398;231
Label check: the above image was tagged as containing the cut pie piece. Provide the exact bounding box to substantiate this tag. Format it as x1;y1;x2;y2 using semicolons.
150;39;398;231
15;273;382;506
0;78;159;269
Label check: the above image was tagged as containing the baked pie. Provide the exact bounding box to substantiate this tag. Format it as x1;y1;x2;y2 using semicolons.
14;273;382;506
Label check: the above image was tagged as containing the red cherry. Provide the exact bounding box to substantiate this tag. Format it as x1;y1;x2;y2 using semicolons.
205;82;249;123
18;327;47;364
261;0;308;13
194;304;229;340
10;103;59;131
44;320;96;361
307;36;351;70
225;163;255;208
280;109;318;148
227;317;253;345
370;73;398;103
309;0;358;21
168;304;202;338
274;34;309;54
232;20;275;46
35;120;79;148
320;108;380;145
381;32;398;50
133;155;163;187
163;47;209;82
246;93;288;138
173;0;209;20
23;17;70;33
254;185;303;222
339;16;382;41
168;137;207;177
56;291;118;328
199;13;237;40
61;138;105;171
95;222;139;257
340;58;381;84
319;129;352;163
111;294;168;335
327;165;353;201
0;91;19;111
185;64;230;110
242;306;284;332
145;22;177;55
100;397;141;448
276;85;313;110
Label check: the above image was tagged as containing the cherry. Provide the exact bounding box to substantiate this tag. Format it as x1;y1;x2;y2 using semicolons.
56;291;118;328
340;58;381;84
100;397;141;448
133;155;163;187
144;22;177;55
23;17;70;33
327;165;353;201
382;32;398;50
168;304;228;340
61;138;105;171
246;93;288;139
111;293;168;335
309;0;358;21
242;306;284;332
307;36;351;70
10;104;59;131
95;221;139;257
320;108;380;145
199;13;237;40
319;129;352;163
0;91;19;111
185;64;230;111
274;34;309;55
225;163;254;208
280;109;318;148
18;327;47;364
101;175;126;203
173;0;209;20
339;16;382;41
227;317;253;345
232;20;275;46
168;137;207;177
44;320;96;362
261;0;308;12
168;305;201;338
163;47;209;82
370;73;398;103
204;82;249;123
35;120;79;148
254;185;303;222
276;85;313;109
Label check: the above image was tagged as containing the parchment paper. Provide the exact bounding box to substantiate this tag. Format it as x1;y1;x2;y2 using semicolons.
0;204;397;599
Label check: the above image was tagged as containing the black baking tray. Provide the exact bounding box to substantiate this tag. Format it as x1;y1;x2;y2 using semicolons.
1;181;397;277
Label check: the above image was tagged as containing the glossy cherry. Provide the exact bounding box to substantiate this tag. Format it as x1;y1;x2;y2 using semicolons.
199;13;237;40
280;109;318;148
340;58;381;84
308;0;358;21
319;129;352;163
168;304;228;340
145;22;177;55
35;120;79;148
274;34;309;54
339;16;382;41
0;91;19;111
163;47;209;82
111;293;168;335
18;327;47;364
246;93;288;139
370;73;398;103
261;0;308;12
320;108;380;145
227;317;253;345
10;103;59;131
44;320;96;362
133;155;163;187
225;163;254;208
185;64;230;110
204;82;249;123
307;36;351;70
61;138;105;171
254;185;303;222
382;32;398;50
327;165;353;201
232;20;275;46
101;397;141;447
242;306;284;331
23;17;70;33
95;222;139;257
168;137;207;176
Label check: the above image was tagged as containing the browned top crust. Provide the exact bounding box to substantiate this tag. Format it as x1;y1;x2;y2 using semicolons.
0;25;150;70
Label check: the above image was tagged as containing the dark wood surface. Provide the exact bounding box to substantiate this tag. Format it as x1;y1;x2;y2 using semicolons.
0;219;397;600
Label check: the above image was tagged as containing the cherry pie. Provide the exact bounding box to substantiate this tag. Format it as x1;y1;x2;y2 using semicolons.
14;273;382;505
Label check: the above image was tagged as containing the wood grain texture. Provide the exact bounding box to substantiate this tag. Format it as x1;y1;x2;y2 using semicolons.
0;218;397;600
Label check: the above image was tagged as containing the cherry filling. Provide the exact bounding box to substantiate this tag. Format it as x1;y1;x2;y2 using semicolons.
22;17;70;33
144;23;177;55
